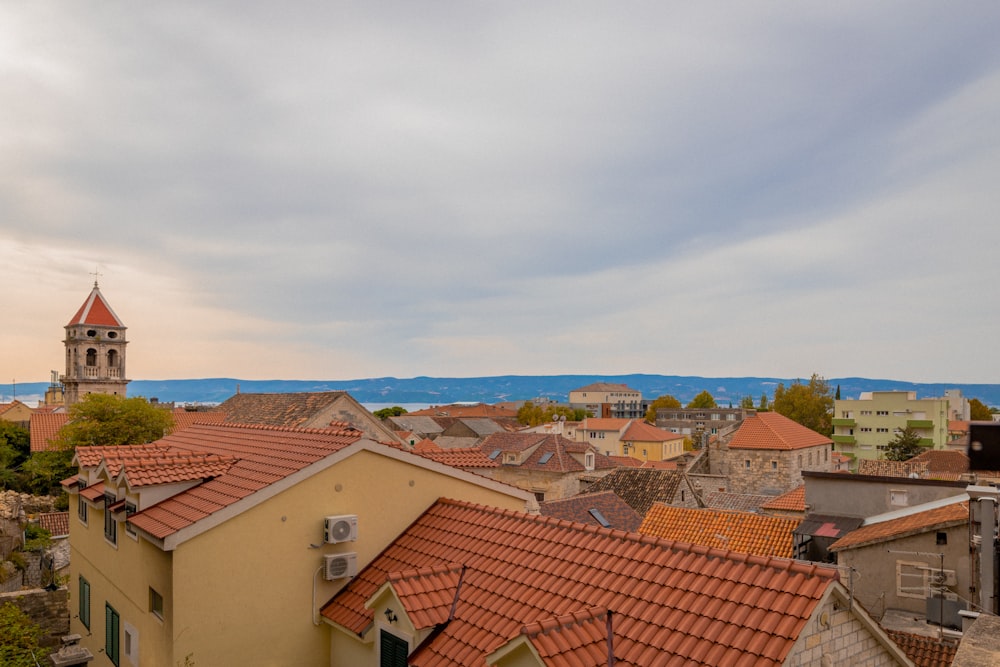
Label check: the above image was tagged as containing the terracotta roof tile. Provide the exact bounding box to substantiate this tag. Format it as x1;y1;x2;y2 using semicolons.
857;458;929;478
760;485;806;513
884;629;958;667
910;449;970;474
639;504;801;558
728;412;832;451
539;491;643;532
171;410;226;431
620;420;683;443
214;392;349;428
417;447;499;468
78;423;363;541
578;468;686;516
389;563;464;630
322;499;839;667
66;283;125;327
703;492;776;513
830;499;969;552
30;412;70;452
37;511;70;538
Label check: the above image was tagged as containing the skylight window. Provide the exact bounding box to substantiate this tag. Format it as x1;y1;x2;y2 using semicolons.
538;452;554;465
488;449;501;460
589;509;611;528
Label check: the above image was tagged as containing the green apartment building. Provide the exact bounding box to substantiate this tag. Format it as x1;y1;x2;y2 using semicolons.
832;391;951;467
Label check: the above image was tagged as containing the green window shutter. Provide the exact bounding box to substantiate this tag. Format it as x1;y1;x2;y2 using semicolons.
105;603;120;666
79;577;90;629
380;629;408;667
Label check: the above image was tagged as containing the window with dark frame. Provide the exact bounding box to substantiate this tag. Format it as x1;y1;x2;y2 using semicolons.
104;494;117;545
380;629;408;667
150;587;164;619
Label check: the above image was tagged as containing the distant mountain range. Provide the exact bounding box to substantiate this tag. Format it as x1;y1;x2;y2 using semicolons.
5;375;999;408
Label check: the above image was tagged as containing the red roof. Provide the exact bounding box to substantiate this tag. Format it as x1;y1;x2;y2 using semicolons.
620;420;684;443
417;447;499;468
322;498;841;666
30;412;70;452
728;412;832;451
77;423;364;542
761;485;806;513
67;283;125;327
639;504;801;558
829;500;969;552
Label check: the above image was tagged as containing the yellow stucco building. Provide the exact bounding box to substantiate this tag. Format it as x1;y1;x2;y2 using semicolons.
66;421;533;667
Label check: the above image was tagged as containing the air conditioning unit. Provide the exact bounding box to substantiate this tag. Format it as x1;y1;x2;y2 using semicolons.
324;553;358;581
324;515;358;544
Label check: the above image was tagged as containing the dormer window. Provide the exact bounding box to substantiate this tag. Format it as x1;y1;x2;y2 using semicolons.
504;453;517;464
104;494;118;545
585;453;595;470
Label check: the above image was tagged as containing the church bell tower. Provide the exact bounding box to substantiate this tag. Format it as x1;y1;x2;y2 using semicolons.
62;281;130;406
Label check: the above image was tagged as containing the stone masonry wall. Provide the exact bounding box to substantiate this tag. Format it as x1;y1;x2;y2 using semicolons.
0;587;71;648
786;598;904;666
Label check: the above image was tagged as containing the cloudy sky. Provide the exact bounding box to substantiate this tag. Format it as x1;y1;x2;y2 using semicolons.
2;3;999;385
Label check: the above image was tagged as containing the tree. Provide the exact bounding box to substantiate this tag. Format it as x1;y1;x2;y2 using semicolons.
740;395;755;410
884;426;924;461
772;374;833;436
0;422;30;489
0;602;51;666
517;402;587;427
373;406;408;420
970;398;993;421
686;391;716;409
645;395;682;422
20;451;75;496
51;394;175;450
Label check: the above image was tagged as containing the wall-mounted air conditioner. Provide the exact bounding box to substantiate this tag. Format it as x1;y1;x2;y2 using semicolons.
324;514;358;544
324;553;358;581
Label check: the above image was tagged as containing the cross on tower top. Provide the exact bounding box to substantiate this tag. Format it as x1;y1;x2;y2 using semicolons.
89;267;103;287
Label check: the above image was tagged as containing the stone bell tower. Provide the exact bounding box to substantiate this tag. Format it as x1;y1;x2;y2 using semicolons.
61;281;129;406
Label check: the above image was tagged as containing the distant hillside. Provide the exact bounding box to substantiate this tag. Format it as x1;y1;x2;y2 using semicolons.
7;375;1000;408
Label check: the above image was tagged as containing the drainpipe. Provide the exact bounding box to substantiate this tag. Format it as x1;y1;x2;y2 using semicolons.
981;495;996;614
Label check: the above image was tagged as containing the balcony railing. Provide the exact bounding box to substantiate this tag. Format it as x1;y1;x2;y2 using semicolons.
832;435;856;446
832;418;856;427
907;419;934;429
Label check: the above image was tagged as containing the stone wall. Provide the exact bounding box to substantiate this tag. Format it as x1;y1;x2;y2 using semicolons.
786;599;905;666
0;587;70;648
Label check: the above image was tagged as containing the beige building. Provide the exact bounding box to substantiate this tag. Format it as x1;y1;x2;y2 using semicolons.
65;421;532;667
568;382;644;419
833;391;951;465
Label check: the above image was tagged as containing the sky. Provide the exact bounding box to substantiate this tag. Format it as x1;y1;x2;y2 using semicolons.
2;3;999;385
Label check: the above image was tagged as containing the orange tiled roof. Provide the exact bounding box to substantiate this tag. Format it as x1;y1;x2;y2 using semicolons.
607;455;642;468
111;452;239;488
884;629;958;667
171;410;226;432
948;420;969;433
639;504;801;558
761;485;806;513
67;283;125;327
37;511;70;538
540;490;643;532
638;459;679;470
498;606;613;666
412;438;439;452
78;423;364;541
910;449;970;474
829;499;969;552
728;412;832;450
417;447;498;468
621;420;683;443
75;444;173;471
386;562;464;630
321;498;840;666
29;412;70;452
